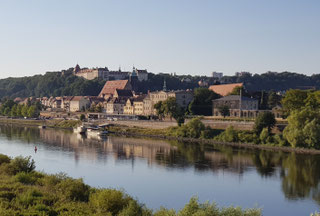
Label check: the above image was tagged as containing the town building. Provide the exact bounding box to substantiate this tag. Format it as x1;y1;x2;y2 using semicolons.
212;95;259;118
105;98;125;115
145;90;193;116
69;96;91;112
209;83;243;96
124;99;134;115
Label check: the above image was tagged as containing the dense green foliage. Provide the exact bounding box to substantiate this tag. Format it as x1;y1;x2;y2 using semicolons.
0;153;261;216
254;112;276;134
0;99;41;118
221;71;320;92
280;89;320;149
283;108;320;149
188;88;220;116
0;69;106;98
154;97;185;125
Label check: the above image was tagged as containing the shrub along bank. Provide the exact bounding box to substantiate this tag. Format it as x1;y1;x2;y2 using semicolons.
0;154;261;216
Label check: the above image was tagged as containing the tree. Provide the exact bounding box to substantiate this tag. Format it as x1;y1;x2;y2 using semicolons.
27;105;38;118
188;88;220;116
283;108;320;148
162;97;179;120
10;104;17;117
267;91;281;109
21;105;29;117
218;105;230;118
154;101;165;120
254;112;276;134
154;98;186;125
281;89;309;116
80;114;86;121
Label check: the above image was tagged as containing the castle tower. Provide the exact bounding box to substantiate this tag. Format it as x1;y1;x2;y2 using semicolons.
73;64;81;74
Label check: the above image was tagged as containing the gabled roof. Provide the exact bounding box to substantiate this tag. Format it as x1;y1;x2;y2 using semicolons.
209;83;243;96
114;89;133;97
99;80;130;97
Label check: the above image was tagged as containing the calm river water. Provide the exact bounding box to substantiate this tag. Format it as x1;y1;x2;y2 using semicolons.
0;124;319;215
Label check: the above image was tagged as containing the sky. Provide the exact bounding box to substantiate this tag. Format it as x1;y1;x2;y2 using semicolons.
0;0;319;79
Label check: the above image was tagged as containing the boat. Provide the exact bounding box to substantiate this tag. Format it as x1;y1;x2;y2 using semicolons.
74;125;87;134
86;127;108;137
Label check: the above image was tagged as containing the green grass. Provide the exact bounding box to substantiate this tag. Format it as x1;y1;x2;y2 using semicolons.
0;118;81;129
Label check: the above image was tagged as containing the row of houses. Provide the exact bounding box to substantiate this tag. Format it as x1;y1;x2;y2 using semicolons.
39;87;193;117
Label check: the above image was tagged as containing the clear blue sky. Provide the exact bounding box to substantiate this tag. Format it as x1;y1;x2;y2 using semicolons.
0;0;319;78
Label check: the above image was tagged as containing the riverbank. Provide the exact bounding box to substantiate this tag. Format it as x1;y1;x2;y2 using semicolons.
109;124;320;155
0;153;261;215
0;117;80;129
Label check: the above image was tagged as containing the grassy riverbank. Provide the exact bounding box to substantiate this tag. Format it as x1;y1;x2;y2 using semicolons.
0;118;80;129
0;154;261;216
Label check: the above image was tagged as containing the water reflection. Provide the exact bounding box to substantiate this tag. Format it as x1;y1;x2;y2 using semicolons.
0;124;320;208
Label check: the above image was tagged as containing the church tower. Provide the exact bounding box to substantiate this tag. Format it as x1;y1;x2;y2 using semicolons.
163;79;167;91
130;67;139;92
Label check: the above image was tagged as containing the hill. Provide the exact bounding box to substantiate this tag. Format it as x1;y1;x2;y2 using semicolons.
0;68;319;99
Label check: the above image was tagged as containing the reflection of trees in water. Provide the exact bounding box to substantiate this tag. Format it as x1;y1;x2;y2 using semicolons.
2;124;320;205
0;124;40;143
281;153;320;204
251;151;284;177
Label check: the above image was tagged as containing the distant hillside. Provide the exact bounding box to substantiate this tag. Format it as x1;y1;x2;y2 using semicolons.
221;71;320;91
0;68;206;99
0;68;106;99
0;68;319;99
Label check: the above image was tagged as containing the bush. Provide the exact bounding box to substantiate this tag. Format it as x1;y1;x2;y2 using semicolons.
0;154;10;165
57;178;90;202
214;126;238;142
9;156;35;174
90;189;133;215
259;128;269;144
14;171;44;185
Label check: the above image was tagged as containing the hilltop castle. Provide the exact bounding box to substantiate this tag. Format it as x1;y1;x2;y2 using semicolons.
73;64;148;82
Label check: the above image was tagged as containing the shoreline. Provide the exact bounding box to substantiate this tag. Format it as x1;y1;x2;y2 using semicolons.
0;118;78;130
110;126;320;155
1;117;320;155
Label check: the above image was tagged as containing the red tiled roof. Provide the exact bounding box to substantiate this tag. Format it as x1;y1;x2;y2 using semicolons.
209;83;243;96
99;80;130;97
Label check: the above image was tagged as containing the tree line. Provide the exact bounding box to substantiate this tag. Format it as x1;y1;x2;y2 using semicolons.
0;99;41;118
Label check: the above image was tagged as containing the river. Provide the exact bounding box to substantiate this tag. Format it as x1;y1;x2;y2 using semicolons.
0;124;319;215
